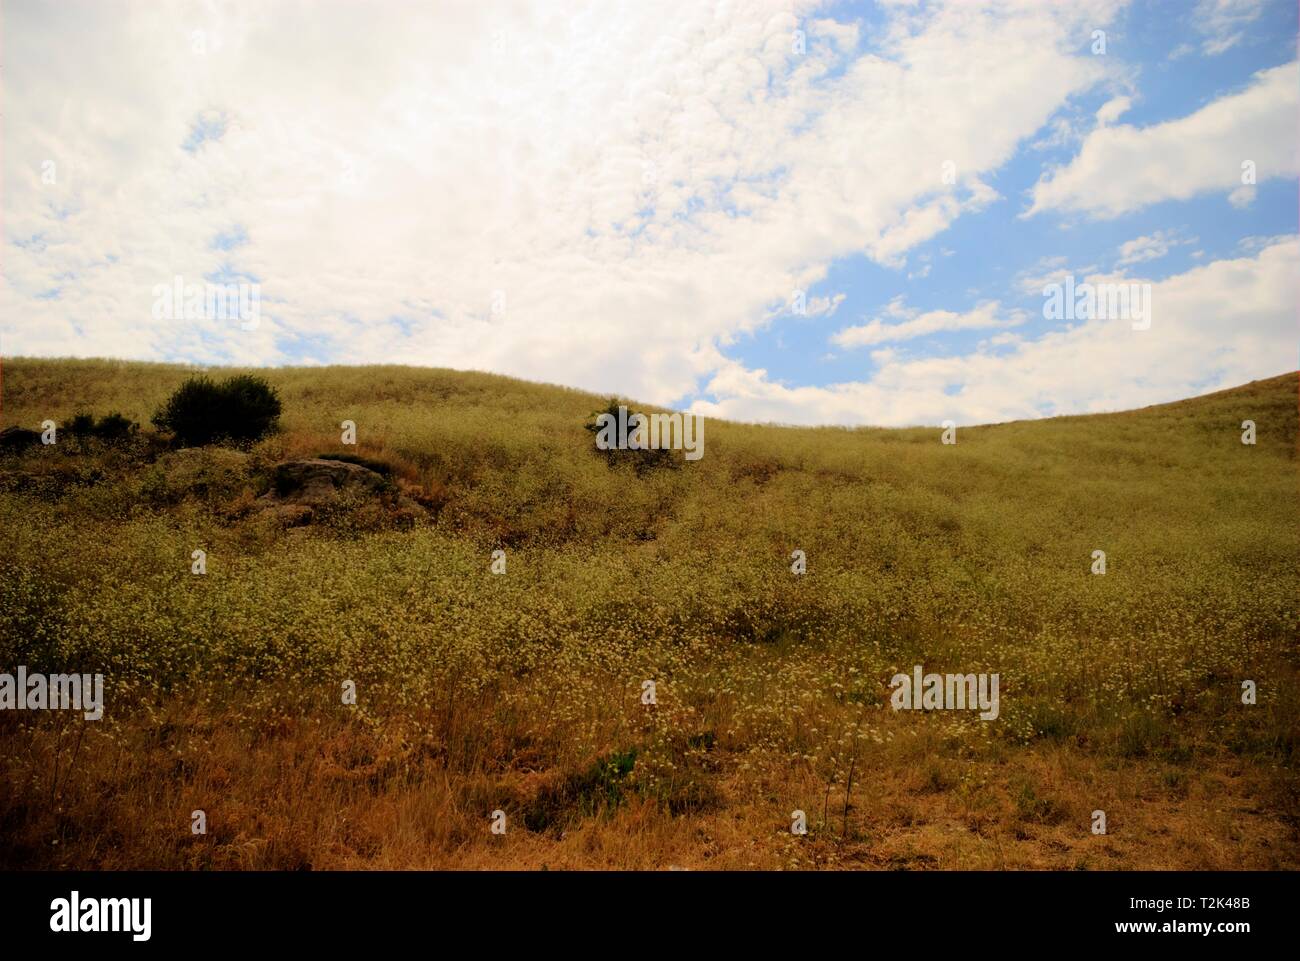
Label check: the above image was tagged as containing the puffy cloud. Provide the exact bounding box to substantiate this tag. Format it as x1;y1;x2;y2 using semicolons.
696;238;1299;425
805;293;847;318
1116;230;1191;266
1095;95;1132;126
3;0;1119;413
1027;61;1298;219
832;301;1024;348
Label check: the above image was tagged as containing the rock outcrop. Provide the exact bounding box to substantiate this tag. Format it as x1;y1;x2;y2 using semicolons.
270;458;390;505
256;458;420;527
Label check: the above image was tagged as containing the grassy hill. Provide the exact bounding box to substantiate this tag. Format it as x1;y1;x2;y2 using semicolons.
1;357;1296;869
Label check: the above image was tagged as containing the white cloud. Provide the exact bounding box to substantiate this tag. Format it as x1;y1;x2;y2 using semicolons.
1095;95;1132;126
2;0;1120;414
695;238;1299;425
1237;233;1294;253
1014;255;1099;296
1031;115;1080;151
1194;0;1266;55
14;1;1288;431
1027;61;1298;219
1228;184;1257;208
832;301;1024;348
805;293;847;318
1116;229;1191;265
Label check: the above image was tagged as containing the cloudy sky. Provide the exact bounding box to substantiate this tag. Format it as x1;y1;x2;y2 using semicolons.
3;0;1296;425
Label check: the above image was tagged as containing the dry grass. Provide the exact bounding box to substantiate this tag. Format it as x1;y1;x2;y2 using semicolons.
0;357;1296;869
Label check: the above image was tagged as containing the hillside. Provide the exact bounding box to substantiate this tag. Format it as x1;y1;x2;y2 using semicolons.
0;357;1296;870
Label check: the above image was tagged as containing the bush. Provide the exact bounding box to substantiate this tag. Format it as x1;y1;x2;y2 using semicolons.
67;410;138;442
68;412;95;437
585;399;675;474
91;412;137;441
152;374;281;447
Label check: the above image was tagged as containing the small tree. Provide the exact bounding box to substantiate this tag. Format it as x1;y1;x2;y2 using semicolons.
152;374;281;446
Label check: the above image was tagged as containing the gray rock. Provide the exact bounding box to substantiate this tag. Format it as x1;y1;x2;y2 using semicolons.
253;458;424;527
269;458;388;506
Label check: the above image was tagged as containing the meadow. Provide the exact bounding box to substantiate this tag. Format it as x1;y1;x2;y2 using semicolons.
0;357;1296;869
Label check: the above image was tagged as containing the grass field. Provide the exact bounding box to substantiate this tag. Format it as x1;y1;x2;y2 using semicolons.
1;356;1296;869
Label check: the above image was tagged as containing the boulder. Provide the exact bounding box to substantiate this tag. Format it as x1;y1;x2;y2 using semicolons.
269;458;388;506
253;458;424;527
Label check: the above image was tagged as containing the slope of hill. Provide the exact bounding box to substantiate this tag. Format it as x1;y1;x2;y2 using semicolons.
0;357;1296;869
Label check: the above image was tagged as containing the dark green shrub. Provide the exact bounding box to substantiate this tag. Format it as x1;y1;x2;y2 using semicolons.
67;410;138;442
151;377;225;446
585;399;675;474
92;412;137;441
152;374;281;447
219;375;282;441
68;412;96;436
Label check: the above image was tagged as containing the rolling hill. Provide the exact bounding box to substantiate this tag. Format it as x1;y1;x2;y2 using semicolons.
0;357;1296;869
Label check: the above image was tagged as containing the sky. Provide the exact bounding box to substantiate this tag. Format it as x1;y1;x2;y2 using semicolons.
2;0;1297;426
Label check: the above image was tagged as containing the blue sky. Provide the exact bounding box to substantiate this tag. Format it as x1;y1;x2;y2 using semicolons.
723;0;1299;404
3;0;1297;425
